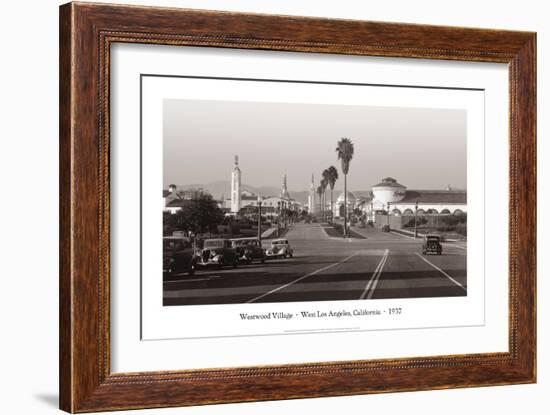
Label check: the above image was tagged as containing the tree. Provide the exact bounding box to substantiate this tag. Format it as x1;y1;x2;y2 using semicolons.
163;211;178;236
336;137;355;236
320;174;329;222
316;185;323;220
173;190;224;236
325;166;338;223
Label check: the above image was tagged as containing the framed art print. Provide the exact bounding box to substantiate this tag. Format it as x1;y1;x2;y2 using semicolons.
59;2;536;412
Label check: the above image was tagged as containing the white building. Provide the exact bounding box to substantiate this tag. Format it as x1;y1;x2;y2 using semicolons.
230;155;241;213
281;174;290;200
222;158;300;216
163;184;187;214
333;191;357;218
361;177;467;222
307;174;316;214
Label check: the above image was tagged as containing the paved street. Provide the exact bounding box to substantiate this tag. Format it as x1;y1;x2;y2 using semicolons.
163;223;467;306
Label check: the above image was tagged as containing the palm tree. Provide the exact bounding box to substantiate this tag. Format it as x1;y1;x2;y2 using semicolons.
321;169;330;221
320;176;328;222
316;185;323;221
326;166;338;223
336;138;354;236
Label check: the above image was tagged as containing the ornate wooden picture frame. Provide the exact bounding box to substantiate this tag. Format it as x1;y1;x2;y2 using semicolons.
59;2;536;412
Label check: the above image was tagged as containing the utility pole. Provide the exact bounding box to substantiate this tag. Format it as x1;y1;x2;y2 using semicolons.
257;196;262;243
277;201;281;237
414;200;418;239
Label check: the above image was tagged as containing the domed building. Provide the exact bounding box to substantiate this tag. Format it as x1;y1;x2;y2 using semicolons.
333;191;356;218
361;177;467;227
371;177;407;206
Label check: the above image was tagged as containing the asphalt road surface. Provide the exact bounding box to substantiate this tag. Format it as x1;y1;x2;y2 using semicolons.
163;223;467;306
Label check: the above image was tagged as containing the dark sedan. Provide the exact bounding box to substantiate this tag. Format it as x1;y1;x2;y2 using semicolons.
231;238;266;264
199;239;239;269
422;234;443;255
163;237;197;276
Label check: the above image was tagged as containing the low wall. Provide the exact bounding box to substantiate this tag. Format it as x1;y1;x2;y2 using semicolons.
374;214;407;229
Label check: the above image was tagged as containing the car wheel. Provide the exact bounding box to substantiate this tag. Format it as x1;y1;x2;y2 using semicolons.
261;259;265;264
188;265;195;276
217;257;225;269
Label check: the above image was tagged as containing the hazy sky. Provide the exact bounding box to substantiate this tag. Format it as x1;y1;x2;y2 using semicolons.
163;99;467;192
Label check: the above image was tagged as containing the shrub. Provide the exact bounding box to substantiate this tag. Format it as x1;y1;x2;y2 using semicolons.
381;225;390;232
456;223;467;236
333;223;344;234
404;217;427;228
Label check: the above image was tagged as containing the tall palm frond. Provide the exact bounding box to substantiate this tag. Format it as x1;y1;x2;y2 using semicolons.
326;166;338;222
335;138;354;236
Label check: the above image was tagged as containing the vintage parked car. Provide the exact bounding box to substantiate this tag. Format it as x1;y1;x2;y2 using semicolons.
265;239;294;259
199;238;239;268
163;236;197;276
422;234;443;255
231;238;266;264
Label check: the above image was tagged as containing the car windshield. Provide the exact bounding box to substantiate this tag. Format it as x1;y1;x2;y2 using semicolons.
233;240;256;247
426;237;440;242
272;240;287;246
163;239;190;250
203;240;225;248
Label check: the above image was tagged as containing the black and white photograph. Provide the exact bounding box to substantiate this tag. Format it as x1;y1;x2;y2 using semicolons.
161;97;468;306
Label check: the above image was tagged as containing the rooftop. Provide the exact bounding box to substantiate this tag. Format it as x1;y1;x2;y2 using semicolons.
395;190;467;204
372;177;406;189
165;199;194;208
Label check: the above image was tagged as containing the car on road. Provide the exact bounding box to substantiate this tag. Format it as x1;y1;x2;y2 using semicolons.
163;236;197;276
422;234;442;255
265;238;294;259
199;238;239;269
231;238;266;264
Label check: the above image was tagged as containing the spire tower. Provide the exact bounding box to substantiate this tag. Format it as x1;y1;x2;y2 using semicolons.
230;155;241;213
308;173;316;214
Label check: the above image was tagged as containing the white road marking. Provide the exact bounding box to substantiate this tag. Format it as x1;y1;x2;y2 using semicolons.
360;249;389;300
246;252;360;303
414;253;466;291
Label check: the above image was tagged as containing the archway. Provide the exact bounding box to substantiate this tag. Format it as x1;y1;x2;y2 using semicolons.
402;209;414;216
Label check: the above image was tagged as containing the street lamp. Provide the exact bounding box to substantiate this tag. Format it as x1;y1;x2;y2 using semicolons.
257;195;262;243
387;202;391;227
414;200;419;239
277;201;281;237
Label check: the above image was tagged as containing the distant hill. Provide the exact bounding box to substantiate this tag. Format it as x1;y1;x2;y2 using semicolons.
170;181;372;205
172;181;311;204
